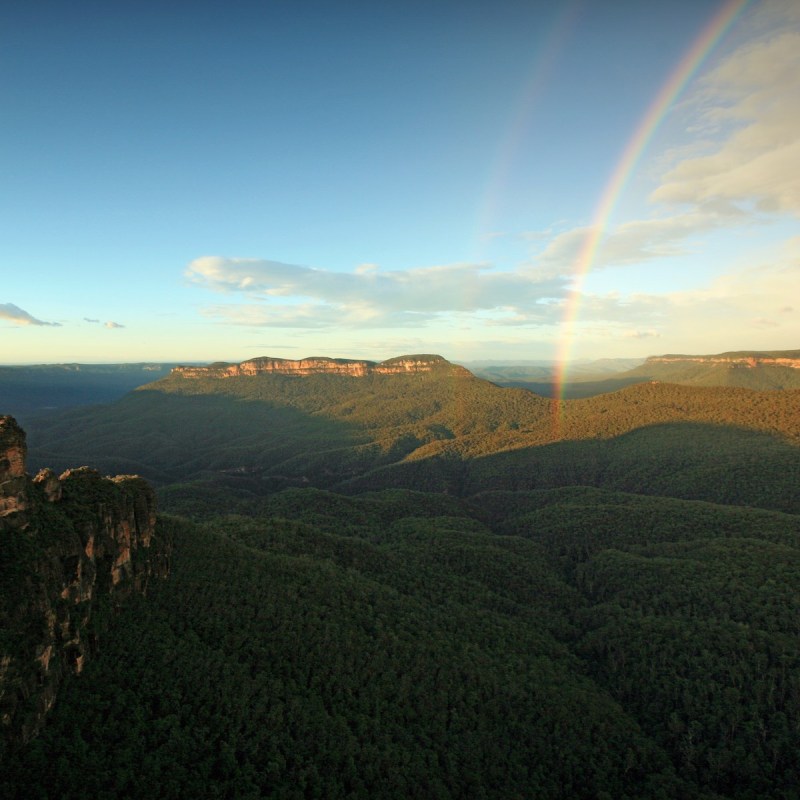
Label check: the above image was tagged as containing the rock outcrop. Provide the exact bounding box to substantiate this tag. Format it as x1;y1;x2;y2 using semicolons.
0;417;28;521
0;416;170;748
171;354;472;379
647;352;800;369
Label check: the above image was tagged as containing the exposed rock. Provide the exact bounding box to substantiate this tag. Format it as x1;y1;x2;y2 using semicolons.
648;353;800;369
33;467;62;502
0;416;170;748
0;417;28;521
171;353;472;379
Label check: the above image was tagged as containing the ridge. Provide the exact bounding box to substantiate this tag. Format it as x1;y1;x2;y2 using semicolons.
170;353;472;379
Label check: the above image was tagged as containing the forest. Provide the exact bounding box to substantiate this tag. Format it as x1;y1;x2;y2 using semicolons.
2;357;800;798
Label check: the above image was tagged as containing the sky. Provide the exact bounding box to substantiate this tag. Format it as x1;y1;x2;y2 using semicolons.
1;0;798;365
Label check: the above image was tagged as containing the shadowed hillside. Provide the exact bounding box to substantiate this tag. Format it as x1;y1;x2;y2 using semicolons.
483;348;800;397
5;354;800;798
23;360;800;516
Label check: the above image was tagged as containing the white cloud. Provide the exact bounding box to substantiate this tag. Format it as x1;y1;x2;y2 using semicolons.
568;251;800;351
623;329;661;339
187;256;569;329
104;321;125;329
0;303;60;327
519;3;800;310
652;27;800;215
183;5;799;349
533;211;728;275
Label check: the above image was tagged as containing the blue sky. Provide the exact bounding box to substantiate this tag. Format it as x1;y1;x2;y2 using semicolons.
1;0;798;364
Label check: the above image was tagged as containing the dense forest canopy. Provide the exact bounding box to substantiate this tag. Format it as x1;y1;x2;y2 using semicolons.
2;354;800;798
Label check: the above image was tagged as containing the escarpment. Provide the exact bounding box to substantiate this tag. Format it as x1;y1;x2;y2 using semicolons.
647;351;800;369
0;416;170;749
170;353;473;379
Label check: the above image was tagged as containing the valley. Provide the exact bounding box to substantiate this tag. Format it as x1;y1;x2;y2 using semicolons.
1;351;800;799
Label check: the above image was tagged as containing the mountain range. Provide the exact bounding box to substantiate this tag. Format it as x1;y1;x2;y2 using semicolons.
479;349;800;397
2;349;799;799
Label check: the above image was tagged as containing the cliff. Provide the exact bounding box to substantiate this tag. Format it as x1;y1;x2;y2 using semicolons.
0;416;170;749
171;354;473;379
647;351;800;369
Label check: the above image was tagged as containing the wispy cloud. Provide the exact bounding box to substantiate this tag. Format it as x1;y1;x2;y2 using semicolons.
652;22;800;215
623;329;661;339
532;211;729;276
187;256;569;329
184;3;799;348
531;4;799;278
84;317;124;329
0;303;60;327
572;254;800;348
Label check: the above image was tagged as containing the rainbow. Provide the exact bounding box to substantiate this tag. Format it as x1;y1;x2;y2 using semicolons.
473;3;579;257
550;0;750;437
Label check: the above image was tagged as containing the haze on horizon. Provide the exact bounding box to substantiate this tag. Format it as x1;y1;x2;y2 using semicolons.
1;0;798;366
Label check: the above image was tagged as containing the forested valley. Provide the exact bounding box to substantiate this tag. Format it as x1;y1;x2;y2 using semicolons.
2;356;800;798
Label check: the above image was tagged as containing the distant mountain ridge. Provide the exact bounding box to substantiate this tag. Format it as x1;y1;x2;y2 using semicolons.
646;350;800;368
620;347;800;390
172;354;469;379
482;348;800;397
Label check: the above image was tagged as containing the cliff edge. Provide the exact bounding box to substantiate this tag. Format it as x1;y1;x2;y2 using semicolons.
0;416;170;749
170;353;473;379
647;351;800;369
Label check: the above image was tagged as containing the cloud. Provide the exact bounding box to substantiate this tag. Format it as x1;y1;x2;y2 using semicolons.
184;8;800;345
0;303;60;327
652;27;800;215
187;256;569;329
528;5;800;281
623;329;661;339
533;211;728;275
572;254;800;345
104;321;125;329
84;317;100;323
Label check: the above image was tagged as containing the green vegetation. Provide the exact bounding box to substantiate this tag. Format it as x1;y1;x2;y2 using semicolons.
3;487;800;798
608;349;800;391
3;358;800;798
23;370;800;514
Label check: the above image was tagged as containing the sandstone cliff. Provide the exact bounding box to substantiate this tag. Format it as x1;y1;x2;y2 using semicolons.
171;353;472;379
0;416;170;748
647;351;800;369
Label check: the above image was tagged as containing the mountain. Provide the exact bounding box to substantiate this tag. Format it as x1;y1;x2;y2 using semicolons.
0;416;170;752
21;355;800;514
466;357;644;384
477;348;800;397
466;357;646;398
619;349;800;389
173;353;470;378
3;353;800;798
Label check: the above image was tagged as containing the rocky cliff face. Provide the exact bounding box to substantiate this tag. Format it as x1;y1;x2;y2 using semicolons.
0;416;170;747
0;417;28;520
171;354;472;379
647;353;800;369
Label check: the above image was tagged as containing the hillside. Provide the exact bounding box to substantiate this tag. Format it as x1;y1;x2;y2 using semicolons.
22;356;800;514
618;348;800;390
481;348;800;397
468;358;646;398
5;354;800;797
3;485;800;798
